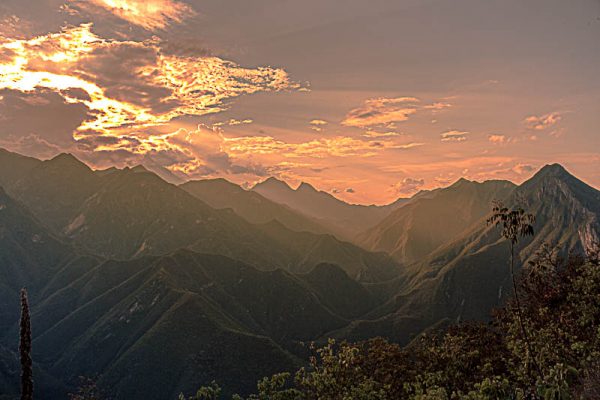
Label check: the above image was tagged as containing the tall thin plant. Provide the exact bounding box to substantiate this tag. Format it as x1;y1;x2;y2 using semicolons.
487;201;541;378
20;288;33;400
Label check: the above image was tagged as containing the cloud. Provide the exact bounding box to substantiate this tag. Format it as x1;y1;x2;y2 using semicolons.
76;123;275;178
441;130;469;142
310;119;328;132
424;102;452;111
225;135;424;158
0;24;299;152
488;134;508;144
361;130;402;138
0;133;62;159
390;177;425;195
341;97;419;128
524;112;562;131
512;163;536;175
213;119;253;127
68;0;195;31
0;88;90;147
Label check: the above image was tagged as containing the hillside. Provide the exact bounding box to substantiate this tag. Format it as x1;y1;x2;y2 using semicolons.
358;179;516;264
334;164;600;344
0;180;385;398
3;250;381;399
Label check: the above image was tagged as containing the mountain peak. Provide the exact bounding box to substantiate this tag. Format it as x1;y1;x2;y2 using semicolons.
254;176;292;191
131;165;149;173
50;152;80;163
46;153;90;171
527;163;574;184
449;177;473;188
296;182;317;192
538;163;569;176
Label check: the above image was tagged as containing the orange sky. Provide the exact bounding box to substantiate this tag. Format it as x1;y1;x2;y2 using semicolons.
0;0;598;204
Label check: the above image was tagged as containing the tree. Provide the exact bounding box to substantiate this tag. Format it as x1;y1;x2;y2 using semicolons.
20;288;33;400
487;201;540;379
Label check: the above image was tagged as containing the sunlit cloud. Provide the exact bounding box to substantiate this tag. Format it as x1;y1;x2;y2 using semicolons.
424;102;452;111
0;23;299;144
341;97;419;128
524;112;562;131
225;135;423;158
362;130;402;138
69;0;195;30
309;119;328;132
488;134;508;144
213;119;253;127
441;130;469;142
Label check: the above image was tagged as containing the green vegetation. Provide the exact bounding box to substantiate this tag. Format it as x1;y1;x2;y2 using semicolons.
1;150;599;399
183;247;600;399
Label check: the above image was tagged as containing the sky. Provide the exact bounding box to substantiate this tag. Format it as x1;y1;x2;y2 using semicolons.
0;0;598;204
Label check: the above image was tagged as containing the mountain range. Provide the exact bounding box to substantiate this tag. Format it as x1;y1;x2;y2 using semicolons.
0;148;598;399
252;177;408;240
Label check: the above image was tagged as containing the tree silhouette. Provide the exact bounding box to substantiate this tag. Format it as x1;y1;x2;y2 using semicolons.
20;288;33;400
487;200;541;378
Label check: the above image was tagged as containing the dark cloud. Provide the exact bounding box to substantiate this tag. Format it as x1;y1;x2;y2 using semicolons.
0;89;91;149
1;134;62;159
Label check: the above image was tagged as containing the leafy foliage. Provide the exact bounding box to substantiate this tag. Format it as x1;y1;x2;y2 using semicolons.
183;247;600;399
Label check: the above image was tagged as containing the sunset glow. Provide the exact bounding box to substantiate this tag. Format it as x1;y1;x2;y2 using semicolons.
0;0;598;204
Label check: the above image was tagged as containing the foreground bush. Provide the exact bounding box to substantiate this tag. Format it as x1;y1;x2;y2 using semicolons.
182;246;600;400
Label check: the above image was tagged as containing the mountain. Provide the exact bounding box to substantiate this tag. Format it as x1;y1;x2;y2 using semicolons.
1;249;381;399
181;178;332;235
0;186;94;323
0;178;385;398
334;164;600;344
7;153;101;231
141;160;188;185
0;149;401;282
252;177;408;240
357;179;516;264
0;148;41;189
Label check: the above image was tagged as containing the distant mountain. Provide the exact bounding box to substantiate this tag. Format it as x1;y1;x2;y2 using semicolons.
357;179;516;264
0;149;401;282
252;177;408;240
0;148;41;188
141;160;188;185
335;164;600;344
3;146;597;397
0;175;385;398
181;178;332;235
